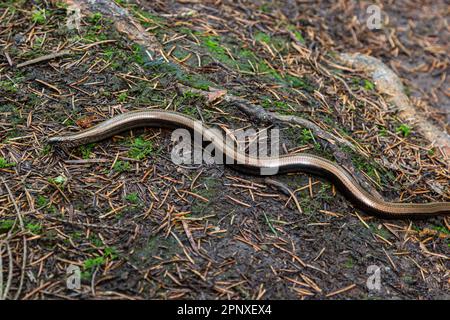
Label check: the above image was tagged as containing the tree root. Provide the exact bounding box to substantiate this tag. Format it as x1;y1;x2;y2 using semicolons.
337;53;450;158
55;0;383;197
176;84;382;197
56;0;163;59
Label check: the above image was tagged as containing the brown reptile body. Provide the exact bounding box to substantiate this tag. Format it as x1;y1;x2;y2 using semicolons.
48;110;450;219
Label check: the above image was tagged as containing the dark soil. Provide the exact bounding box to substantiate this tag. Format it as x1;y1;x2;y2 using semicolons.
0;0;448;300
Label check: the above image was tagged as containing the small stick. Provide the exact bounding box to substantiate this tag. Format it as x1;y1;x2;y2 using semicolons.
181;220;198;253
16;50;71;68
265;178;302;214
325;284;356;297
35;79;62;94
4;51;13;66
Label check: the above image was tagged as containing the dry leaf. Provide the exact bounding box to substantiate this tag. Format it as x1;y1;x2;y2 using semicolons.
76;115;97;129
207;89;227;102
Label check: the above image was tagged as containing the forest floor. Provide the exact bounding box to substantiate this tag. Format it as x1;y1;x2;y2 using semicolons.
0;0;448;300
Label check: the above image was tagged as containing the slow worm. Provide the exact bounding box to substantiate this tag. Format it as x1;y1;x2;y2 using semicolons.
48;110;450;219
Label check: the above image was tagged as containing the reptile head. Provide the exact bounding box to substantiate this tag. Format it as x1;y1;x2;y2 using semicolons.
47;136;65;145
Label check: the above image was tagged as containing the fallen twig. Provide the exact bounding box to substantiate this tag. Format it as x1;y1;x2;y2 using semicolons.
16;50;71;68
337;53;450;157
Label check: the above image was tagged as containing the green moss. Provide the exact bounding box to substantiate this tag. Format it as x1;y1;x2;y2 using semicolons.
26;222;42;235
353;155;377;180
182;91;202;100
103;47;115;60
285;75;313;90
238;49;255;59
55;1;69;9
316;183;333;201
396;124;412;137
63;117;75;126
132;87;164;105
178;73;214;90
177;27;194;36
125;192;140;204
378;126;388;137
256;61;313;91
403;85;412;97
340;145;396;186
88;235;103;248
81;25;108;43
33;36;45;49
200;36;254;73
79;143;95;159
433;225;450;235
36;195;49;207
83;256;105;270
0;220;15;234
6;108;26;127
261;98;294;114
104;246;118;259
143;58;213;90
0;0;25;9
0;157;15;168
113;160;131;173
322;115;334;126
283;125;325;156
178;105;197;118
287;25;305;44
71;231;84;240
202;36;227;55
259;3;272;13
117;92;128;103
102;46;131;71
31;9;47;24
254;31;289;52
128;137;153;160
300;128;314;144
344;257;354;268
131;44;146;65
0;79;19;93
351;77;376;91
254;31;271;44
48;175;66;186
145;59;179;74
294;180;333;215
363;79;375;91
88;12;103;24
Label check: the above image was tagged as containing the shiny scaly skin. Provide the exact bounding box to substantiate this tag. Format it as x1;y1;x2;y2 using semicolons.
48;110;450;219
